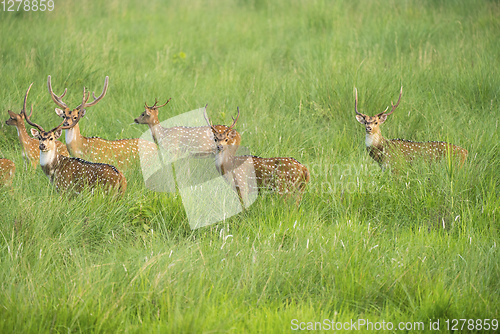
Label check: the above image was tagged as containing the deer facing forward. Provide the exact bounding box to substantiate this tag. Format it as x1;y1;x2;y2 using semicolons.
204;108;309;205
48;76;158;171
5;83;69;169
354;87;468;170
26;87;127;195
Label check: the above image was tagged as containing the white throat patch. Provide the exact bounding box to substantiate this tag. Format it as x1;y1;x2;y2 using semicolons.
65;128;75;144
365;133;380;147
40;149;56;167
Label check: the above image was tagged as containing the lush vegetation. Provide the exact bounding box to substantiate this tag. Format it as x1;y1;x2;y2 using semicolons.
0;0;498;332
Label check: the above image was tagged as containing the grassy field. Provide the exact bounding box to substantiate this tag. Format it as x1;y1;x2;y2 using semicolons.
0;0;499;332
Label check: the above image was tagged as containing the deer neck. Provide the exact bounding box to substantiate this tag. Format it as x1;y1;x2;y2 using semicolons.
365;128;385;151
16;121;35;152
365;128;390;166
65;124;84;157
148;120;162;145
215;146;237;174
40;149;60;179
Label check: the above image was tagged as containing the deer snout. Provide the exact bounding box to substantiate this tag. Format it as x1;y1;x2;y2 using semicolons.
39;143;47;151
365;125;373;132
134;118;140;124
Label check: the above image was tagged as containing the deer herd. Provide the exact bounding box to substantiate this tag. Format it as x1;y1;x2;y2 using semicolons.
1;76;468;208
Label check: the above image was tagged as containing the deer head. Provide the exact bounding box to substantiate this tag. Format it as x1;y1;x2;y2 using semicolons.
355;86;403;135
203;106;241;152
50;75;109;128
27;87;86;156
134;98;171;125
5;109;24;127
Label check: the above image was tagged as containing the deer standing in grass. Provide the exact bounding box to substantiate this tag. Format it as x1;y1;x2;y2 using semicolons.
48;76;158;170
0;158;15;187
134;99;218;158
5;83;69;169
204;108;310;205
354;87;468;171
25;87;127;194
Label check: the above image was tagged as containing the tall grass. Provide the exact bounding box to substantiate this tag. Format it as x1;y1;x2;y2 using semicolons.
0;0;498;332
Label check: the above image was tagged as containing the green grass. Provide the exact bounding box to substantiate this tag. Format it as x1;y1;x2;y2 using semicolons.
1;0;499;332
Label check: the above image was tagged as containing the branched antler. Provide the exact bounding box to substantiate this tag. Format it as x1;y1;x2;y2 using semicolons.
383;86;403;117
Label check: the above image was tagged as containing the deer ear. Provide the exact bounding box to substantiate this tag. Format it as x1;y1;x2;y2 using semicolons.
379;114;388;124
54;129;63;139
55;108;65;117
228;129;238;139
30;128;40;138
7;110;16;118
355;115;365;124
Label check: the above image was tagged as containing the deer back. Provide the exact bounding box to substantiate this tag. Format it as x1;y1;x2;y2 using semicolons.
52;156;127;194
0;158;16;186
77;136;154;169
250;156;310;194
153;125;218;158
387;139;468;165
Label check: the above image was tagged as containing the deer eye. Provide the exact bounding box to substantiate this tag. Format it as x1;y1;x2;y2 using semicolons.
50;137;53;141
375;122;378;125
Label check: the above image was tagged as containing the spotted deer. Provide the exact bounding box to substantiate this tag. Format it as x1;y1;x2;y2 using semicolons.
5;83;69;169
48;76;158;170
0;158;15;187
355;87;468;171
26;88;127;194
134;99;218;158
204;108;310;205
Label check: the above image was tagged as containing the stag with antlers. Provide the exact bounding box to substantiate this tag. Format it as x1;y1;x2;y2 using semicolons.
134;99;221;159
48;76;158;171
355;87;468;171
26;86;127;194
5;83;69;169
204;108;309;205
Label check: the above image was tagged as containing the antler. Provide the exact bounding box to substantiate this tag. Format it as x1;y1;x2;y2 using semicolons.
27;87;87;133
47;75;69;109
23;91;45;133
24;115;45;133
145;98;171;110
56;87;87;131
203;104;217;132
203;106;239;130
228;107;240;130
22;83;45;133
75;76;109;109
383;86;403;116
21;83;34;119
